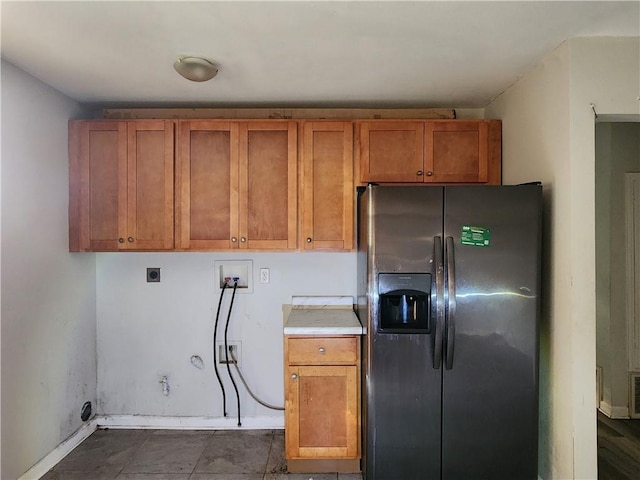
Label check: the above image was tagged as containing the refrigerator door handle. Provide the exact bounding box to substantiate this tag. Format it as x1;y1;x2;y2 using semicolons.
445;236;457;370
433;236;444;369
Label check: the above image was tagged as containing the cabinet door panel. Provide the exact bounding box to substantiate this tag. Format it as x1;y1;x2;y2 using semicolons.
286;365;359;459
76;121;127;251
176;121;239;250
425;121;488;183
360;121;424;183
302;122;354;251
239;122;297;250
125;121;174;250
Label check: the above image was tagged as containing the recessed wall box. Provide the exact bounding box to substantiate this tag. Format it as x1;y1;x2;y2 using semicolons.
214;260;253;293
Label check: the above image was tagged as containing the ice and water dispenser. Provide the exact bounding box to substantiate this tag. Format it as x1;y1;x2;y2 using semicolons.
378;273;431;333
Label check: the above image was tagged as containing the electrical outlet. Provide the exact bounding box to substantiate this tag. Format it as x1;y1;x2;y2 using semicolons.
147;267;161;282
260;267;270;284
217;343;241;364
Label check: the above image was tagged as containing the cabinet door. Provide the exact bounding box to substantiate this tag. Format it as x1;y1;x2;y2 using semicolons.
123;121;174;250
70;120;174;251
239;121;297;250
359;121;424;183
301;122;354;251
176;121;239;250
286;365;359;459
71;120;127;251
425;120;496;183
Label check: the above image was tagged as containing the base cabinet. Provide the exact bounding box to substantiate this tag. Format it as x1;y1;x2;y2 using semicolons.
284;336;361;471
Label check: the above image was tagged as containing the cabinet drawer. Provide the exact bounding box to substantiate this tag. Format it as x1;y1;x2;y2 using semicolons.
287;337;357;365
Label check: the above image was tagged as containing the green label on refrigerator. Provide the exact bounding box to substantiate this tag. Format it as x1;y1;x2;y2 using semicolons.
461;225;491;247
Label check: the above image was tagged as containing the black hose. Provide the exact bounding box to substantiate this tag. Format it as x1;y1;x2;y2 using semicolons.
213;282;228;417
224;280;241;426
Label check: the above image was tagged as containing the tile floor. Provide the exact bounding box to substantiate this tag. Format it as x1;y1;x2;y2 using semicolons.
41;429;363;480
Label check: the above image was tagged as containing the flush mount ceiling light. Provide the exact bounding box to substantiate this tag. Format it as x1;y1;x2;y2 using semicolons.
174;56;218;82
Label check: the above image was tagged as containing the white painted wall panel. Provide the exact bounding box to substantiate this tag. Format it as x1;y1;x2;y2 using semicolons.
486;36;640;480
96;252;356;421
1;60;96;480
486;41;573;480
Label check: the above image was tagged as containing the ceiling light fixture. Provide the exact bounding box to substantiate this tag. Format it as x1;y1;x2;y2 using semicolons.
174;56;219;82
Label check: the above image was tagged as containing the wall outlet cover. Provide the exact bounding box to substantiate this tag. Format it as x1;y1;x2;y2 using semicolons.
147;267;161;282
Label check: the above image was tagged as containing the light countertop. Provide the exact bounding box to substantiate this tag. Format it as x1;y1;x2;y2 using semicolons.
284;296;363;335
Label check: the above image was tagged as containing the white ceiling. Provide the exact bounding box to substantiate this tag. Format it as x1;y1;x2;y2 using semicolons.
1;1;638;109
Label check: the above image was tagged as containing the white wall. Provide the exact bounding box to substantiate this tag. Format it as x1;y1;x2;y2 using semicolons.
486;37;640;480
0;61;97;479
486;41;572;480
96;252;356;424
568;37;639;480
596;123;640;416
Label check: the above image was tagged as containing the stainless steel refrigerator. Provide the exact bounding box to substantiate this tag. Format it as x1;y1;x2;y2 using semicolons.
357;184;542;480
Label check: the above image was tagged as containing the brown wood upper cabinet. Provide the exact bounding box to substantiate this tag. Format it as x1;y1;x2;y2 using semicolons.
301;122;354;251
69;120;174;252
176;120;298;251
359;119;501;184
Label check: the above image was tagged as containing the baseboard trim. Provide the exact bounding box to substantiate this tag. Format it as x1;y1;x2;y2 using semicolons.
599;401;630;419
96;414;284;430
18;419;98;480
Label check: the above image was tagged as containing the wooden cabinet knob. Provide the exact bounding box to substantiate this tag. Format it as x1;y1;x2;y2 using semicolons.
231;237;237;243
306;237;312;243
417;170;423;176
127;237;134;243
426;171;433;176
318;347;325;354
118;238;124;243
291;374;298;380
240;237;247;243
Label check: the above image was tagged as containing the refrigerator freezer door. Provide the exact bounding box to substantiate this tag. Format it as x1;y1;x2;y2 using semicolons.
441;185;542;480
364;186;444;480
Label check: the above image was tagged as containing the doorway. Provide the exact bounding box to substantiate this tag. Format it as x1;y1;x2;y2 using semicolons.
595;123;640;479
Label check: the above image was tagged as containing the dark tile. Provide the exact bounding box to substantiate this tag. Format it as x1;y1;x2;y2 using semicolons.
264;433;286;475
41;469;119;480
264;475;337;480
117;475;190;480
122;433;210;474
212;429;274;436
152;430;214;436
338;474;363;480
53;430;149;474
193;430;274;474
189;475;262;480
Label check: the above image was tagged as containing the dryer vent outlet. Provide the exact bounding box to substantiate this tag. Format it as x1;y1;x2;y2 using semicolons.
80;401;92;421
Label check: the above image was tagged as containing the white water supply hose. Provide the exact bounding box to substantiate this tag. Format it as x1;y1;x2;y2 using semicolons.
228;347;284;411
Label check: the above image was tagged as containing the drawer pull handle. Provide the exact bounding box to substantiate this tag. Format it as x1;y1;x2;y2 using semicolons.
231;237;237;243
291;374;298;380
318;347;326;354
426;171;434;176
127;237;134;243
